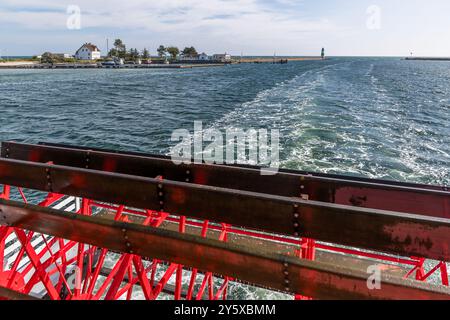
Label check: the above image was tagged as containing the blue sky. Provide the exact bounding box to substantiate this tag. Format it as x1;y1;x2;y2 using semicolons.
1;0;449;56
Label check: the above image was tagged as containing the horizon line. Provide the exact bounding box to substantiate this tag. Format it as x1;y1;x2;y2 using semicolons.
2;54;450;58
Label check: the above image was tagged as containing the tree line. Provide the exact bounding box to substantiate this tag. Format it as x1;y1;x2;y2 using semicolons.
108;39;199;60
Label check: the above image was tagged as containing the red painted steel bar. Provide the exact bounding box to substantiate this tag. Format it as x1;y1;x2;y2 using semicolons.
0;198;449;300
87;201;423;267
0;142;449;300
0;185;448;299
3;143;446;294
0;158;449;261
2;141;449;219
30;141;448;191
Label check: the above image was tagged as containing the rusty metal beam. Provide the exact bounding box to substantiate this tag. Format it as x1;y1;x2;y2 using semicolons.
0;286;39;300
33;142;449;191
96;209;413;279
2;142;449;219
0;199;449;300
0;158;449;261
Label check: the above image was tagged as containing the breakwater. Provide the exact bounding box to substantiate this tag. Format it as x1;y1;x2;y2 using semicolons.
239;57;323;63
405;57;450;61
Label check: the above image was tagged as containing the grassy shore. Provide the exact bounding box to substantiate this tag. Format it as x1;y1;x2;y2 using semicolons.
0;56;325;69
0;62;226;69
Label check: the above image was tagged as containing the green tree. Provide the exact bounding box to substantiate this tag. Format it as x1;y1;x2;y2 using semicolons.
128;48;139;60
118;46;127;59
182;46;198;58
41;52;54;64
166;46;179;60
142;48;150;59
157;45;167;58
114;39;125;51
40;52;65;64
108;48;118;57
113;39;126;58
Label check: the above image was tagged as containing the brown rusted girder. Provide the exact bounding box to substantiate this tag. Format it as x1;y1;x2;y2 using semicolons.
0;286;39;300
0;199;449;300
0;157;449;261
2;141;449;219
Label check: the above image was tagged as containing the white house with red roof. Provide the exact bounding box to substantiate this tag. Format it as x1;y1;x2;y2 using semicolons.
75;43;101;60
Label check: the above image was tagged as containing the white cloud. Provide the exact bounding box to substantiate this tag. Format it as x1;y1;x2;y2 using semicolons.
0;0;341;54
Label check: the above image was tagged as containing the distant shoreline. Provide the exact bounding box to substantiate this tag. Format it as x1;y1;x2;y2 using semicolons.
0;62;226;69
239;57;324;63
405;57;450;61
0;57;327;69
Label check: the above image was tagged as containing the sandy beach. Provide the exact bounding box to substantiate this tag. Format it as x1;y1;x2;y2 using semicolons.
0;61;37;67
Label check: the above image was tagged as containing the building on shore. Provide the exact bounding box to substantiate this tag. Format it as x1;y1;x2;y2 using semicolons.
179;53;199;61
38;53;71;60
75;43;101;60
212;53;231;62
178;52;212;62
198;53;210;61
54;53;72;59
